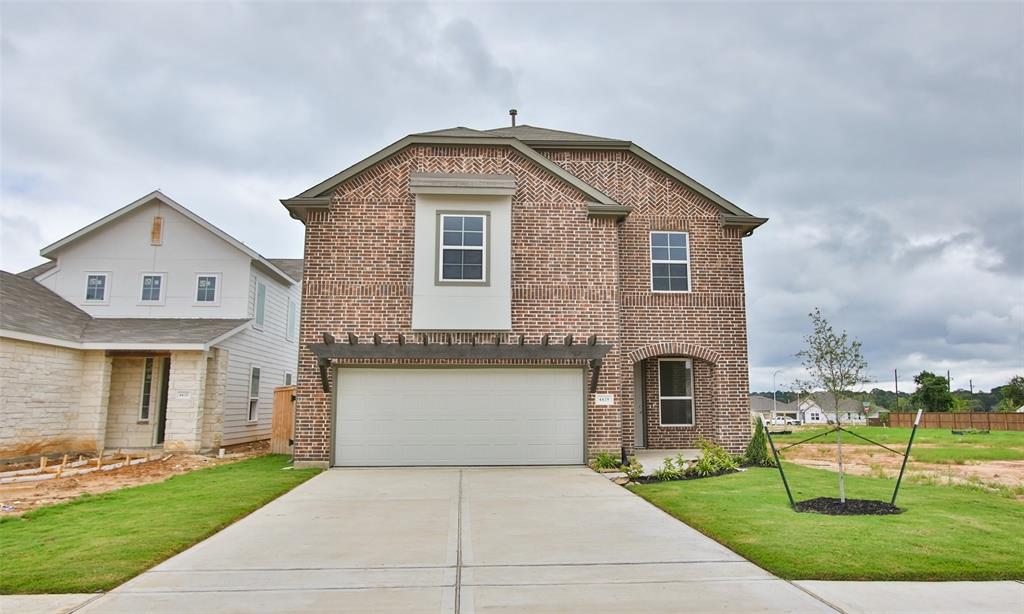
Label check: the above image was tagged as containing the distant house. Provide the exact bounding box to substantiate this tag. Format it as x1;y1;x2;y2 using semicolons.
750;395;800;423
798;392;880;425
0;191;302;459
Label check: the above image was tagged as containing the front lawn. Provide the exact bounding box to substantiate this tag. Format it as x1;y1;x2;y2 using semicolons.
0;454;320;594
770;426;1024;463
630;464;1024;581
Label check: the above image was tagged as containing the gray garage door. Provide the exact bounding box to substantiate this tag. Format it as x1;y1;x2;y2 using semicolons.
334;368;584;466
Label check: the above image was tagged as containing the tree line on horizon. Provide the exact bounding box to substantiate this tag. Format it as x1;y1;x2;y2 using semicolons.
753;373;1024;413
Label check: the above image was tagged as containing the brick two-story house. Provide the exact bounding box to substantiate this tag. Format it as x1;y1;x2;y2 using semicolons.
283;124;765;468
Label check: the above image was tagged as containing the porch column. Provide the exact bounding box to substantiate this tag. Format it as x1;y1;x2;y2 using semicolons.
200;348;228;451
76;350;112;452
163;350;209;452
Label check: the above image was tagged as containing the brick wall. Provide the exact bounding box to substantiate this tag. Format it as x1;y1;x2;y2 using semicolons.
295;143;754;463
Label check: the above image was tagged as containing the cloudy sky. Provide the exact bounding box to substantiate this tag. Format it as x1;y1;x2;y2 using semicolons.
2;2;1021;392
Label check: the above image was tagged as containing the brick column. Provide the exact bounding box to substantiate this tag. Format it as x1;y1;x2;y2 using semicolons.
77;350;113;452
163;350;208;452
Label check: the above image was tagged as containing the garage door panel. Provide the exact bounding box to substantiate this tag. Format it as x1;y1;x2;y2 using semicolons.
335;368;584;466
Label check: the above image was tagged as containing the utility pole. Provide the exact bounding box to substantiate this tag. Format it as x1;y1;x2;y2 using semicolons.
947;369;951;392
772;369;782;419
894;368;899;412
970;379;974;395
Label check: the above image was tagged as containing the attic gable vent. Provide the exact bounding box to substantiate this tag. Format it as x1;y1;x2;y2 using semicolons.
150;216;163;245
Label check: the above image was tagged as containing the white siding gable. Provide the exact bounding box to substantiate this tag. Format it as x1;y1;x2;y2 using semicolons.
41;200;252;318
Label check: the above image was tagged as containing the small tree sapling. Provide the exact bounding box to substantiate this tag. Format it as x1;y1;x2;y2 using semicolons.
795;308;871;503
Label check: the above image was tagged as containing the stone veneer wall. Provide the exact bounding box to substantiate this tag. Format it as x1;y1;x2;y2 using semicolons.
104;356;158;449
0;338;111;458
201;348;228;451
162;350;208;452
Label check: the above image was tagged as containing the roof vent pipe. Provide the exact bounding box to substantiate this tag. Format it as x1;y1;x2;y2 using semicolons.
509;108;517;126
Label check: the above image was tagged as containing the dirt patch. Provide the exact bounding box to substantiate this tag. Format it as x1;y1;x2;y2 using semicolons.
0;440;271;516
779;443;1024;490
794;497;903;515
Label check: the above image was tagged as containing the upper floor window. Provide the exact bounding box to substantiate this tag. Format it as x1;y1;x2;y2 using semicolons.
85;273;108;302
254;280;267;328
286;300;298;342
650;231;690;293
140;273;165;303
438;213;487;283
195;274;219;304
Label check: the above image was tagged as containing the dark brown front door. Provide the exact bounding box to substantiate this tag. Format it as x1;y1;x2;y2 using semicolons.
156;357;171;445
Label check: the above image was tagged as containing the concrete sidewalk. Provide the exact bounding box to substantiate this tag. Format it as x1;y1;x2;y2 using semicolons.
7;467;1022;613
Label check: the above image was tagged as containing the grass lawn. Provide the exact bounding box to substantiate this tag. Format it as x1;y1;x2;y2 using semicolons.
630;464;1024;581
0;454;320;594
770;426;1024;463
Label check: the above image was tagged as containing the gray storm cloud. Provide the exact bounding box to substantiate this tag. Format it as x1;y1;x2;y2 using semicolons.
1;1;1020;391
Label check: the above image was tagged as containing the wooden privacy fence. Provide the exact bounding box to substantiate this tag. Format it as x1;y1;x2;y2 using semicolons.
271;385;296;454
889;411;1024;431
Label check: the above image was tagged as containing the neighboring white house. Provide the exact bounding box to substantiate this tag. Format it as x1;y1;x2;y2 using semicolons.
750;395;801;424
0;191;301;458
798;392;879;425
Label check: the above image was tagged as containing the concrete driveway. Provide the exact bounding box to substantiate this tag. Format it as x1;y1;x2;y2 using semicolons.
78;466;836;613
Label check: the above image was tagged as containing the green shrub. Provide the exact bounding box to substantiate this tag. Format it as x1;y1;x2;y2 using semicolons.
743;418;776;467
687;438;739;477
591;452;622;470
622;458;645;481
651;456;686;481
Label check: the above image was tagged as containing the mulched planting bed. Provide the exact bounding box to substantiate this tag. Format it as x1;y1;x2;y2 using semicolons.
794;497;903;515
629;469;739;485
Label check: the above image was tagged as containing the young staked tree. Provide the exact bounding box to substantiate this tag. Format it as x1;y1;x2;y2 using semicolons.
796;308;871;503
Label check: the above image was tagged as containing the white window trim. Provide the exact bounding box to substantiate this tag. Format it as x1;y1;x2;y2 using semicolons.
286;299;298;342
247;366;261;422
83;271;111;305
658;357;695;427
193;273;222;306
438;213;488;284
649;231;691;294
138;272;167;305
284;372;293;386
253;279;267;329
138;357;154;423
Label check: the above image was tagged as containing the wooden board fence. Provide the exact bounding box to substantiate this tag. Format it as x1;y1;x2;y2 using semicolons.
889;411;1024;431
271;385;296;454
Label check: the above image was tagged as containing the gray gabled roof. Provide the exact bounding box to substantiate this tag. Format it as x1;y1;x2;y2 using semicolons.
18;260;57;280
282;124;766;233
268;258;303;281
0;270;90;343
482;124;625;144
0;270;250;349
80;318;251;345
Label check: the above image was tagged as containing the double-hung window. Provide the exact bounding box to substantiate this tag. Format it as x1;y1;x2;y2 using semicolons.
658;358;695;426
139;357;154;422
439;213;486;283
196;274;219;304
140;273;165;303
286;300;298;342
254;281;267;328
650;231;690;292
248;367;261;421
85;273;108;302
